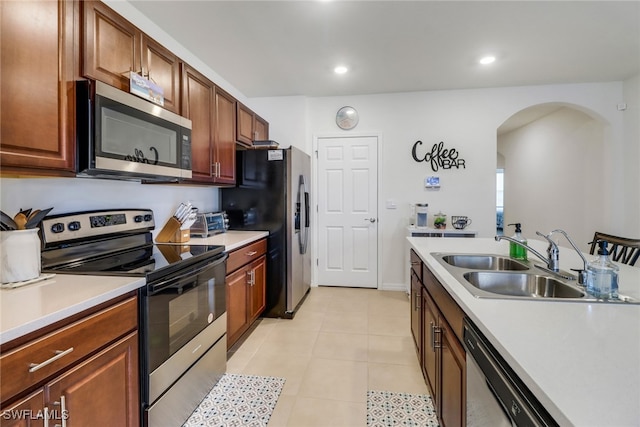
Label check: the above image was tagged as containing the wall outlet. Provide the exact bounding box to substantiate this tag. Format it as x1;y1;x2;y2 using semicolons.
386;199;397;209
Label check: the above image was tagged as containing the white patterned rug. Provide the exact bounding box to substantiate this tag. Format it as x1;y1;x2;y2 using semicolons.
183;374;286;427
367;390;440;427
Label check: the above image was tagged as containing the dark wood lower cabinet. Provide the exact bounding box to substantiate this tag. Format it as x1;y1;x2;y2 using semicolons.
439;318;466;427
0;296;139;427
0;332;139;427
226;240;267;349
412;254;466;427
45;332;139;427
0;390;45;427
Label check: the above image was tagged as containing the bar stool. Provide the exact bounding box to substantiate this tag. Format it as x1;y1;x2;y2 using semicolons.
589;232;640;266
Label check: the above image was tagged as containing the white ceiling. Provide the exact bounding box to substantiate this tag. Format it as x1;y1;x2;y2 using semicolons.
129;1;640;98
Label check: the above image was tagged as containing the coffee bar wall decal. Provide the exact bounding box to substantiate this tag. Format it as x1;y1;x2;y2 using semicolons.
411;140;466;171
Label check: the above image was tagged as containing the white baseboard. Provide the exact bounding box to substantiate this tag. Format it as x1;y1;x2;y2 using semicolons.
380;282;409;293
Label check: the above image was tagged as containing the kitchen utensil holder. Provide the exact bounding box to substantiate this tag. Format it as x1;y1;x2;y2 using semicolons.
173;228;191;243
156;217;182;243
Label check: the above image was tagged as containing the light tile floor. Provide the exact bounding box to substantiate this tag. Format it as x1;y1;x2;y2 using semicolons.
226;286;429;427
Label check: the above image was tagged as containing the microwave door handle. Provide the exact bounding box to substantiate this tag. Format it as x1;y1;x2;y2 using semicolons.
149;254;227;293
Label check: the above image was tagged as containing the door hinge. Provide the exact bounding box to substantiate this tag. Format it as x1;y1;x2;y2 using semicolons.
316;258;319;266
315;150;318;158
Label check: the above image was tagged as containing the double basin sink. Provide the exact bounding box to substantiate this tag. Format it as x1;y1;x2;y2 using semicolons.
433;253;637;303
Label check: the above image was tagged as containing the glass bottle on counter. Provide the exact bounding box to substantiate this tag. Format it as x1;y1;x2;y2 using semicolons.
586;240;619;299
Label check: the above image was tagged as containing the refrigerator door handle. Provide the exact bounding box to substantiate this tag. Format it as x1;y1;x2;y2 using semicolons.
299;175;309;254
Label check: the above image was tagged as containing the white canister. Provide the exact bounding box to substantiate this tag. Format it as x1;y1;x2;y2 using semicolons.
1;229;42;283
416;203;428;228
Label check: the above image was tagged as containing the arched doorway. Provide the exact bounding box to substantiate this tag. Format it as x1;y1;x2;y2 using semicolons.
497;103;610;252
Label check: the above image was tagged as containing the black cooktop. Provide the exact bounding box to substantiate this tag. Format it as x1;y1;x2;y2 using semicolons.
39;209;224;281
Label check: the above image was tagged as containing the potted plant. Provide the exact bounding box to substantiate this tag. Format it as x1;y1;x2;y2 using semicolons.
434;212;447;229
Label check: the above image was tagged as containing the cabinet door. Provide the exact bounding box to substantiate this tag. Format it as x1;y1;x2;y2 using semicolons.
44;332;139;427
254;115;269;141
141;36;181;114
181;64;215;182
410;271;422;354
439;319;466;427
0;0;75;174
236;103;254;147
421;291;439;402
0;389;45;427
226;267;248;348
248;256;266;323
83;0;140;91
213;87;236;185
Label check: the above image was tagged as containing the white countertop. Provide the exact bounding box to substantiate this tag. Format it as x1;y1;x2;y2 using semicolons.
0;231;268;346
187;230;268;251
0;274;145;345
408;237;640;426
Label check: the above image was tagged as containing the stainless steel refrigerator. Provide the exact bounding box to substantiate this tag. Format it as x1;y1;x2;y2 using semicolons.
221;146;311;318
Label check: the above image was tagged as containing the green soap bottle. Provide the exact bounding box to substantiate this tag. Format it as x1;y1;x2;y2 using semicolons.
507;223;528;260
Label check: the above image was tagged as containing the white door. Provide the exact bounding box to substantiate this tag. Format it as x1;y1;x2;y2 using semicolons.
317;136;378;288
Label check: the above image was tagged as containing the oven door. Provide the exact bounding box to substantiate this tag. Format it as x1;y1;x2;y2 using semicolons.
141;253;227;403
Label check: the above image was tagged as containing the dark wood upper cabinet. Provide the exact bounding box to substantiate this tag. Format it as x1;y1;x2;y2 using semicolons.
83;1;181;114
141;36;181;114
0;0;76;175
181;64;236;185
214;87;237;185
254;114;269;141
181;64;215;183
236;103;269;147
82;1;140;90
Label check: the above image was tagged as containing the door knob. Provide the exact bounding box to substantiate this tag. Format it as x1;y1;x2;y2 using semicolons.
365;218;376;223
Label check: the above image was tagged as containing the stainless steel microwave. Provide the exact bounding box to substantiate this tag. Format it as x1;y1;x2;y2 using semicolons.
76;80;192;181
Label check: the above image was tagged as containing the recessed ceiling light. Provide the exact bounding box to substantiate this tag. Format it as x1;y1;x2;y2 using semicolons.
334;66;348;74
479;56;496;65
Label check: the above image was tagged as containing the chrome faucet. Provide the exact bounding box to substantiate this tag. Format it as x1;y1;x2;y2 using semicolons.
495;233;559;271
548;229;589;285
496;229;588;283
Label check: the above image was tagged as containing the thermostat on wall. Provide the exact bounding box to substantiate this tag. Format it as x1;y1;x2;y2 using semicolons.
425;176;440;189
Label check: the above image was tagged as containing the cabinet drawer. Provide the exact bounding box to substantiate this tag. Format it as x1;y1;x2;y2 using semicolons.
227;239;267;273
0;297;137;404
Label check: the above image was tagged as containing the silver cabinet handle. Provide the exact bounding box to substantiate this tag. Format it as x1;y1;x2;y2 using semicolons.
245;251;258;256
53;395;67;427
434;326;442;349
29;348;74;373
430;322;435;350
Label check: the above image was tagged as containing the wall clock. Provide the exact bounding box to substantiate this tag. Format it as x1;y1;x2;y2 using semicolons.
336;106;359;130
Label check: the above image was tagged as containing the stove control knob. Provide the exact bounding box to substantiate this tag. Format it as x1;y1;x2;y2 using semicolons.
134;215;143;223
68;221;81;231
51;223;65;233
143;214;153;222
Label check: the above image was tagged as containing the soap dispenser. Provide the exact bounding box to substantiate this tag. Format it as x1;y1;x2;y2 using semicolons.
586;240;619;299
507;223;527;260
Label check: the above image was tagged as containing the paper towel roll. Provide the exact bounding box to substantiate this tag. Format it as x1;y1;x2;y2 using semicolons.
1;229;41;284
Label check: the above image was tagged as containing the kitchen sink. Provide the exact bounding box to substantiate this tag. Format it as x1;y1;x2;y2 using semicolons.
441;254;529;271
431;252;638;303
463;271;585;298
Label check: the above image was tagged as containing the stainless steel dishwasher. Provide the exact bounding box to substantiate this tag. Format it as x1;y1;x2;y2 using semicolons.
463;319;559;426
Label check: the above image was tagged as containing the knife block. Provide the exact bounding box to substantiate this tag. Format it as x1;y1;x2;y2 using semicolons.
155;217;182;243
173;228;191;243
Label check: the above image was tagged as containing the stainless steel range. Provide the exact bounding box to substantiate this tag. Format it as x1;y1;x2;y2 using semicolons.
40;209;228;427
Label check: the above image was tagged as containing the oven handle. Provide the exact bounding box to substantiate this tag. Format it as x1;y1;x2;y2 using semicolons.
148;253;228;294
